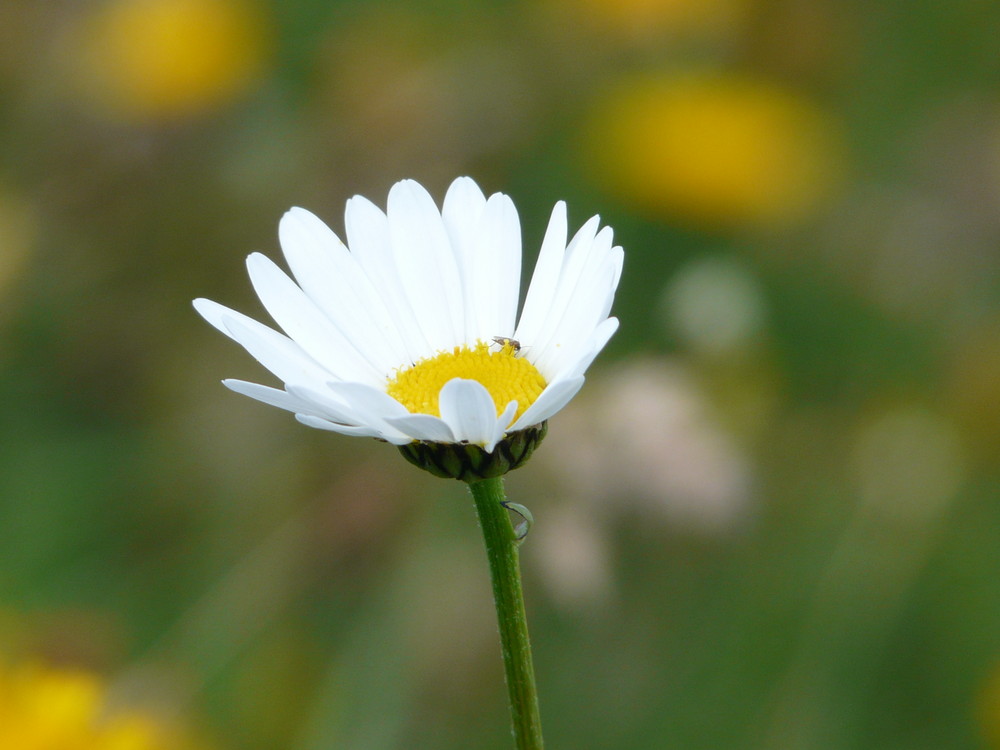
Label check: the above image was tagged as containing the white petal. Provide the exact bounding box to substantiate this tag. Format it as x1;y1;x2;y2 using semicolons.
325;381;409;419
438;378;500;447
574;317;620;376
515;200;567;346
384;414;457;443
387;180;464;350
442;177;489;342
509;376;585;431
485;400;519;453
546;222;612;327
193;299;331;388
467;193;522;342
442;177;487;241
493;194;522;338
582;245;624;328
295;414;384;439
193;297;244;337
320;381;413;444
529;225;620;377
246;253;384;384
610;244;624;293
222;379;321;415
284;383;366;426
344;195;430;362
542;317;619;383
279;207;407;372
532;268;617;379
545;218;604;307
516;214;603;359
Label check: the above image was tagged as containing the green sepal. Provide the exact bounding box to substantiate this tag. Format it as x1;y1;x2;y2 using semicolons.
396;422;548;482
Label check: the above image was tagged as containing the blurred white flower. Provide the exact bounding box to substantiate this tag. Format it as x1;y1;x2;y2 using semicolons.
195;177;621;453
543;357;754;532
532;504;613;607
661;256;766;356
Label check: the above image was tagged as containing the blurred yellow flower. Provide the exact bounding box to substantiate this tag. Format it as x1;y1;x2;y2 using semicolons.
74;0;268;122
584;73;846;228
0;659;207;750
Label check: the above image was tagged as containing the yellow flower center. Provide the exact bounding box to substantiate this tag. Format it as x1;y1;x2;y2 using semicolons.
386;341;546;421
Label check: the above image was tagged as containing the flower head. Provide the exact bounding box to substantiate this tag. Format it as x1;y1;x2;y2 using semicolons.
194;177;621;476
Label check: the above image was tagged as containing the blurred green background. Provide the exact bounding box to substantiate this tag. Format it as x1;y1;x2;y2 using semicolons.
1;0;999;747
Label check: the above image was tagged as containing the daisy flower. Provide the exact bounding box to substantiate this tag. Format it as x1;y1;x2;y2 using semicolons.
194;177;622;479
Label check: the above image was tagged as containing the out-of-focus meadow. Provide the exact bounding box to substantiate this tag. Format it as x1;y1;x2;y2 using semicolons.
1;0;999;747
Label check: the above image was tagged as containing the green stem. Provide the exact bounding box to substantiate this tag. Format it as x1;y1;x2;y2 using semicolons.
468;477;544;750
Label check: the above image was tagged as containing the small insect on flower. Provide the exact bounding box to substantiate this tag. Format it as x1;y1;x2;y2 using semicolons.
492;336;523;354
